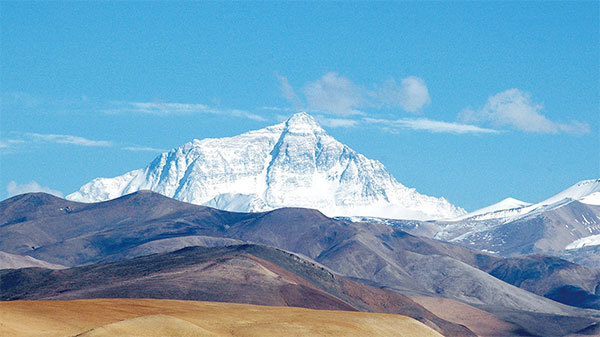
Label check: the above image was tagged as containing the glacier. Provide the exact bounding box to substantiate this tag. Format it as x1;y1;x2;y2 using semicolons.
67;112;465;220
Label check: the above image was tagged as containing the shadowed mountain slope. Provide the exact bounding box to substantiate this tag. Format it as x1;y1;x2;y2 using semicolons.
560;245;600;270
484;255;600;310
0;244;473;337
445;201;600;257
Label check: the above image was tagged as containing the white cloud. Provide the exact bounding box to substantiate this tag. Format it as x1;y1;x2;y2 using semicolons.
27;133;113;147
302;72;365;115
125;102;210;115
282;73;432;115
226;109;267;121
377;76;431;113
459;89;590;134
7;181;63;198
315;116;359;128
106;102;266;121
364;117;499;134
122;146;166;152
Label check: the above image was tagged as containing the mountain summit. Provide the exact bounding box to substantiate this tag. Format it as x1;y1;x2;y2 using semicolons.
67;112;465;219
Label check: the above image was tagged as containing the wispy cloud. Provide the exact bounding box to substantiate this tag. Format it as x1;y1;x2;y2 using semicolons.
1;138;27;154
459;89;590;134
2;133;171;154
122;146;166;152
27;133;113;147
315;116;359;128
7;181;63;198
260;106;295;112
276;75;303;110
364;117;499;134
105;102;267;121
0;139;24;149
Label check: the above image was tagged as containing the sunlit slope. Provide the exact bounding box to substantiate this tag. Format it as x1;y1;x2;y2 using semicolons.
0;298;443;337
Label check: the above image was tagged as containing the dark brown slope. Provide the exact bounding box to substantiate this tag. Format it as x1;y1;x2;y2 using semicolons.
0;244;474;337
0;192;85;227
0;191;254;265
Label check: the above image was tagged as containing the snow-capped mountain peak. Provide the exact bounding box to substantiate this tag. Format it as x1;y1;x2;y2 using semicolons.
452;197;532;221
67;112;465;220
283;111;325;134
536;179;600;207
450;179;600;222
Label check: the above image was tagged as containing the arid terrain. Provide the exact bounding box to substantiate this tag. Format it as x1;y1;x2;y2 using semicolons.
3;192;600;336
410;296;526;337
0;298;442;337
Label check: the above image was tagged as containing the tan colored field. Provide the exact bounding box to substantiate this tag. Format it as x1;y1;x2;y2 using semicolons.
0;298;442;337
411;296;522;337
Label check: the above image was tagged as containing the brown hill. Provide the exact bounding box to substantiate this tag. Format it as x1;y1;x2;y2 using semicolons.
0;298;443;337
410;296;528;337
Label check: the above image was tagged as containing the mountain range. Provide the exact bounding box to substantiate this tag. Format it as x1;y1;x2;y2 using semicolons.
61;111;600;264
4;112;600;336
66;112;464;220
364;179;600;269
2;191;600;336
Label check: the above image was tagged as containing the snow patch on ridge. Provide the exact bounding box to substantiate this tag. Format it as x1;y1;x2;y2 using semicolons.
580;192;600;206
566;234;600;250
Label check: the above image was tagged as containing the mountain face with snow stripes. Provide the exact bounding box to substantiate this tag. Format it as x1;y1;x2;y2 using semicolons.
451;179;600;223
67;112;465;220
431;179;600;260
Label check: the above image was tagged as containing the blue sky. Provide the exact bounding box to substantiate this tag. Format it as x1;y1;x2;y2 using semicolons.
1;1;598;211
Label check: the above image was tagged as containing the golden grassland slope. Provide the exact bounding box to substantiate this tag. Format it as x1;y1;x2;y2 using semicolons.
0;298;443;337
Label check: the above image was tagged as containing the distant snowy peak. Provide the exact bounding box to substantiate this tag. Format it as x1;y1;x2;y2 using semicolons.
67;112;465;220
537;179;600;207
453;197;532;221
452;179;600;222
